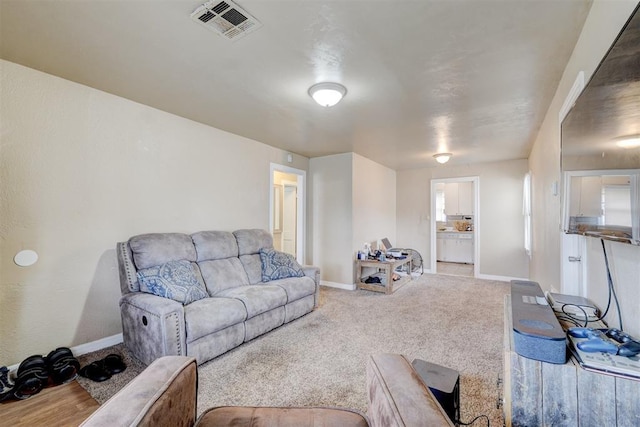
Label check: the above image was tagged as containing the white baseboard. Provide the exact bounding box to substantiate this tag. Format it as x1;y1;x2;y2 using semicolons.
71;333;124;357
425;268;522;283
320;280;355;291
6;333;124;372
477;273;526;282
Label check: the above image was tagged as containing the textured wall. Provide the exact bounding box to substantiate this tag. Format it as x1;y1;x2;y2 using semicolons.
309;153;353;285
396;159;530;279
0;60;308;365
352;153;397;278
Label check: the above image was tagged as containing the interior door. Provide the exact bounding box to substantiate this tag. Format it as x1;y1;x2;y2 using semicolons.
282;183;297;256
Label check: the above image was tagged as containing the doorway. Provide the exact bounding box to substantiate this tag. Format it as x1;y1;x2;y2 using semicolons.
270;164;306;263
430;177;479;277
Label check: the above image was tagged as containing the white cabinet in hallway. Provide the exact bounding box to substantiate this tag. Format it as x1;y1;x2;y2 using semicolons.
436;232;474;264
444;182;473;215
569;175;602;217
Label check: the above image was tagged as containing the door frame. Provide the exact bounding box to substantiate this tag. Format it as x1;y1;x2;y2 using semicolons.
270;163;306;263
281;179;298;256
430;176;480;277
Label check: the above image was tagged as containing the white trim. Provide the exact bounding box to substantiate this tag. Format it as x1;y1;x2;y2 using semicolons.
559;71;584;123
71;333;124;356
425;270;520;283
7;333;124;371
270;163;306;263
321;280;355;290
476;273;526;282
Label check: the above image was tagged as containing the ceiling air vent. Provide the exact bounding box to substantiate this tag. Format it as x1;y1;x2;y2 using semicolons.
191;0;262;41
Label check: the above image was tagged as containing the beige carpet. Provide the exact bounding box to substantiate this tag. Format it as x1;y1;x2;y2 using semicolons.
78;274;509;426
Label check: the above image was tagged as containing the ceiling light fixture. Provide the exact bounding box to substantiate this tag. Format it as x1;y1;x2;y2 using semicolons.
308;82;347;107
433;153;452;164
615;134;640;149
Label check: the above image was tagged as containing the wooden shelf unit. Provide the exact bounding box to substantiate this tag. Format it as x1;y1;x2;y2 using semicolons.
356;256;412;294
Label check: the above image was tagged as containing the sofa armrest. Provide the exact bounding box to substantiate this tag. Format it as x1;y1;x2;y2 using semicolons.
366;353;455;427
120;293;186;365
301;265;320;308
81;356;197;427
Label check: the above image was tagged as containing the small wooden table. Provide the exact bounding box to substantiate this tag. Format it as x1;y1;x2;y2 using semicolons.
356;256;412;294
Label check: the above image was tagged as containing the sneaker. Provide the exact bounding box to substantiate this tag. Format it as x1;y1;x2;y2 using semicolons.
0;366;14;401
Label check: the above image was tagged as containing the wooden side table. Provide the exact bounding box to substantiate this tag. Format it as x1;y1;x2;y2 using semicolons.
356;256;412;294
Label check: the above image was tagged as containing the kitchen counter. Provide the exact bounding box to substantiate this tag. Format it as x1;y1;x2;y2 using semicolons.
436;231;474;263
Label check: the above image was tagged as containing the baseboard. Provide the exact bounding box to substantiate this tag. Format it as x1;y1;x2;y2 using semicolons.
426;268;522;283
477;273;526;282
7;333;124;372
320;280;355;291
71;333;124;357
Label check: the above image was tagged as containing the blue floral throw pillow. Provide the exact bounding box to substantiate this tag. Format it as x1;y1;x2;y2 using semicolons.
259;248;305;282
137;260;208;305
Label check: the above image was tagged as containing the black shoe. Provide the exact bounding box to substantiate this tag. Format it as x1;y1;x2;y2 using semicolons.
0;366;14;402
79;362;111;382
101;354;126;375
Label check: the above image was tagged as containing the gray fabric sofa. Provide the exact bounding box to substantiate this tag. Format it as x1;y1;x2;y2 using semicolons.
116;229;320;365
81;354;455;426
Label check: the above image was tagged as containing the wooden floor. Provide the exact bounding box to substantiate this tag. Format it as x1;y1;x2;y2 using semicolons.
436;261;474;277
1;380;99;426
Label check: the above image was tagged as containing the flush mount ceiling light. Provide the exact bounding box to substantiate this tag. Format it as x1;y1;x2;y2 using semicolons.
308;82;347;107
433;153;452;164
615;134;640;149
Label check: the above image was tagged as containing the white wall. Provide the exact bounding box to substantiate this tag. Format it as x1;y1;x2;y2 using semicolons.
0;60;309;365
582;238;640;336
309;153;397;286
309;153;353;285
397;159;529;279
352;153;396;258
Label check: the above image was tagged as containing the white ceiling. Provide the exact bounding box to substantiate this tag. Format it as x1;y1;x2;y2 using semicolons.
0;0;593;170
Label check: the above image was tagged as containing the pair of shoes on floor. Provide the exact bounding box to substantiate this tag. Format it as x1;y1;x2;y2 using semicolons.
0;347;80;402
79;354;126;382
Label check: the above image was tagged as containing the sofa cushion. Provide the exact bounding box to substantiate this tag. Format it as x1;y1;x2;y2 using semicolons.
217;285;287;318
192;231;238;261
234;229;273;256
199;258;250;295
184;297;247;342
259;248;305;282
130;233;196;270
238;254;261;284
269;276;316;303
137;260;208;305
196;407;368;427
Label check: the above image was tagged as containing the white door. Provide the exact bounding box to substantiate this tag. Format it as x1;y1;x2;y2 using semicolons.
282;183;297;256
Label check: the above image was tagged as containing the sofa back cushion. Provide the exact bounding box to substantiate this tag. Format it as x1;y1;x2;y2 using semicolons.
129;233;196;270
234;229;273;284
198;258;250;295
192;231;238;261
192;230;250;295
